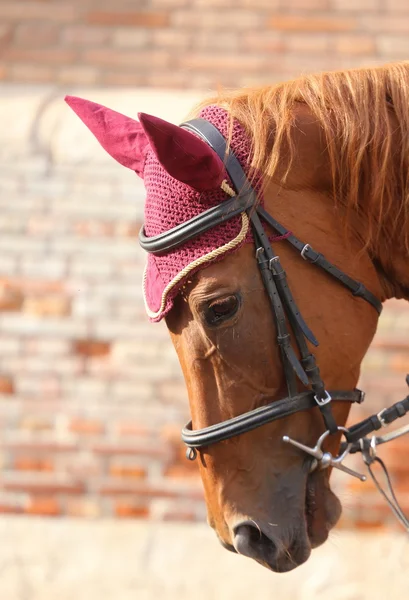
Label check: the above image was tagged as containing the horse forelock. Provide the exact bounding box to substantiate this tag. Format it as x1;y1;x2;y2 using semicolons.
193;61;409;254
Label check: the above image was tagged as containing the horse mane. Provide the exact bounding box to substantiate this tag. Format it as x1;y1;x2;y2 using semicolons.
193;61;409;252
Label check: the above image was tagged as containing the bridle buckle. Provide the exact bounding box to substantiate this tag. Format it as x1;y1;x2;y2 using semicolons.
314;390;332;406
300;243;311;260
377;408;388;427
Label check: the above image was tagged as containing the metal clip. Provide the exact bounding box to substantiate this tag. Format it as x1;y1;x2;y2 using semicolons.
283;427;366;481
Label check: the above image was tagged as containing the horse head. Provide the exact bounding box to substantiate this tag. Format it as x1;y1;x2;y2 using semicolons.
66;63;409;572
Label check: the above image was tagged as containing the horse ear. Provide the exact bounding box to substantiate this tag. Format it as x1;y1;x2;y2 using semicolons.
138;113;225;192
64;95;149;176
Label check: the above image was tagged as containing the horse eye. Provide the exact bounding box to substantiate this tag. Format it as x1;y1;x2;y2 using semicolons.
204;294;240;326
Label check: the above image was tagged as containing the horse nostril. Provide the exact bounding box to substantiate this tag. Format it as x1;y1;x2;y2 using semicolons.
233;522;277;562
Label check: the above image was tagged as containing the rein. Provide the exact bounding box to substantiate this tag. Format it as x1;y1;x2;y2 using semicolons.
139;118;409;532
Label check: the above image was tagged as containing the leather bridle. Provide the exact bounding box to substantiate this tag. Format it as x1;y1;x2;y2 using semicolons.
139;118;409;530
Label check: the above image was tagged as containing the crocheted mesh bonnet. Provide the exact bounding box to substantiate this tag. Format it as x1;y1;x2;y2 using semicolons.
143;104;262;322
64;95;262;322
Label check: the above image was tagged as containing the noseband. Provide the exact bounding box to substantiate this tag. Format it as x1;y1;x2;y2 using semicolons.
139;118;409;530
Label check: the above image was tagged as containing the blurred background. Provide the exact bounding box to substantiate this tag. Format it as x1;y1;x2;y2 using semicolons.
1;1;409;598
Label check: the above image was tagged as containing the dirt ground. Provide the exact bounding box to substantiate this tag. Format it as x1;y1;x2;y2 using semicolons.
0;517;408;600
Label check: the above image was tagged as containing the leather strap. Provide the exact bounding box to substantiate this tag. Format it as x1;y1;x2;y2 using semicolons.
182;389;364;449
257;207;383;315
182;119;343;434
139;191;255;255
182;119;252;193
345;395;409;444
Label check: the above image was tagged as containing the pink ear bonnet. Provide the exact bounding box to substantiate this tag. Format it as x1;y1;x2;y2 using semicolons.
65;96;260;321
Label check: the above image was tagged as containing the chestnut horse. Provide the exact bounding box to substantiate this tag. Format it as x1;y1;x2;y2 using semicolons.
66;61;409;572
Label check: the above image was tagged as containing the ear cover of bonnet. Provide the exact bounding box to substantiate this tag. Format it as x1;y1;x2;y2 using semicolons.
65;96;226;191
65;96;257;322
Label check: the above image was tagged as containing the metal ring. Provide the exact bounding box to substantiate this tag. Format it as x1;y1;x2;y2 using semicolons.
186;447;197;461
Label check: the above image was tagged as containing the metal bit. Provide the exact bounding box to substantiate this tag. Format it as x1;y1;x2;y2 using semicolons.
283;428;366;482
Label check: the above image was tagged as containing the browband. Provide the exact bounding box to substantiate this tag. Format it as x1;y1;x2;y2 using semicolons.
139;189;255;255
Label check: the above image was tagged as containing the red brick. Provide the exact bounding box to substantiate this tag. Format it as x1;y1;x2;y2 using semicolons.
268;14;357;32
83;48;170;69
115;502;150;518
1;278;64;294
332;0;379;9
14;23;60;47
114;223;141;237
9;63;55;83
3;440;77;453
0;283;23;311
362;15;409;32
92;442;167;458
152;29;191;49
111;28;150;49
179;53;267;73
98;481;182;498
164;464;200;479
172;10;263;29
334;35;376;56
73;221;114;237
162;425;200;479
389;354;409;372
285;34;329;54
115;422;153;437
377;35;409;57
26;497;61;517
62;25;112;45
0;2;78;22
23;295;71;317
73;340;111;357
69;418;105;435
65;498;101;518
371;339;409;351
350;518;387;530
57;66;100;85
4;48;76;64
14;457;54;472
385;0;409;10
162;509;197;522
132;72;189;89
101;71;149;87
0;503;23;515
109;464;147;479
0;24;13;48
285;0;329;7
2;477;84;495
0;376;14;395
19;416;53;431
85;11;169;28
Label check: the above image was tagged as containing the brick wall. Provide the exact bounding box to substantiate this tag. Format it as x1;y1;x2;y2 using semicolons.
0;85;408;531
0;1;409;89
0;87;207;522
1;0;409;531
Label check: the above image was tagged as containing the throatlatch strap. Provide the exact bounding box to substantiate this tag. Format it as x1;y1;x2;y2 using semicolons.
257;207;383;315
